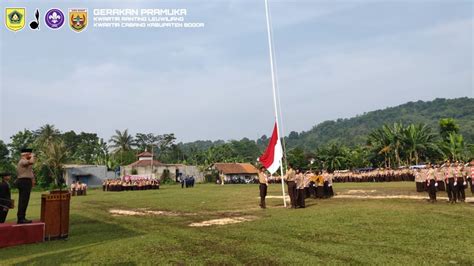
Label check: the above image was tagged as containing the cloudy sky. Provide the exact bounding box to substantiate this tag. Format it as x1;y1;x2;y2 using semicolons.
1;0;472;144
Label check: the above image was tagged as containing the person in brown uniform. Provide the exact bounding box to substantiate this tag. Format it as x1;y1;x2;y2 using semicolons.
258;167;269;209
295;169;305;208
425;163;437;203
16;148;36;224
284;165;297;208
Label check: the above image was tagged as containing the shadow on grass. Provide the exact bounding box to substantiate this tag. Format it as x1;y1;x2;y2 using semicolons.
1;214;143;265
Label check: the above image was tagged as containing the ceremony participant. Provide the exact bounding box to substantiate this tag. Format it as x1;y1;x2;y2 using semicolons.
316;172;325;199
425;163;437;203
468;161;474;195
328;171;335;198
71;181;77;196
295;169;305;208
258;167;268;209
284;164;297;208
456;164;466;202
16;148;35;224
0;172;13;223
444;161;456;203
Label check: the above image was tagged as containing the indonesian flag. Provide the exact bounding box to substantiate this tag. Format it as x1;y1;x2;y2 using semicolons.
259;122;283;174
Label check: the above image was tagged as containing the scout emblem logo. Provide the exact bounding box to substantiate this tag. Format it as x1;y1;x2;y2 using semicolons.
69;8;87;32
5;8;26;32
45;8;64;29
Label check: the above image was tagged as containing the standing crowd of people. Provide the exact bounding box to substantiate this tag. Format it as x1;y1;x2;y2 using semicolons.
256;160;474;208
258;165;335;209
103;178;160;192
415;161;473;203
70;181;88;196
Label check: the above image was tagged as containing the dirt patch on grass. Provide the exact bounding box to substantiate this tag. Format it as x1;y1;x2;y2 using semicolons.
189;216;256;227
346;190;377;194
109;209;195;217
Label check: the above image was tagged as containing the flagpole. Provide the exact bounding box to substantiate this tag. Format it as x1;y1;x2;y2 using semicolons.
264;0;286;207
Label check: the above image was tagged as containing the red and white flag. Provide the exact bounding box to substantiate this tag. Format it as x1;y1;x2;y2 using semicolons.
259;122;283;174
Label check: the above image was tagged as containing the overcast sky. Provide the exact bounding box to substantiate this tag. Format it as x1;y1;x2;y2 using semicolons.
1;0;473;144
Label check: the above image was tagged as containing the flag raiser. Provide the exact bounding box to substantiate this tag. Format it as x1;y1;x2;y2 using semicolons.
258;122;283;174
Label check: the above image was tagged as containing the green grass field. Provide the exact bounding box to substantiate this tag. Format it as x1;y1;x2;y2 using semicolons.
1;183;473;265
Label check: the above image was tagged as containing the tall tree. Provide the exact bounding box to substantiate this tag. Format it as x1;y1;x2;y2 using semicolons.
35;124;60;148
109;129;134;153
439;118;460;141
8;129;36;159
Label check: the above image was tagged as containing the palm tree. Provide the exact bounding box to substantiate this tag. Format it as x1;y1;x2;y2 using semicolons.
35;124;60;148
317;143;349;171
109;129;134;153
42;140;68;187
367;126;393;168
401;124;438;165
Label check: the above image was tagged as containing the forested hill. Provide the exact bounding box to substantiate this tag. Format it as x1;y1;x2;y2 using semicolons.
285;97;474;150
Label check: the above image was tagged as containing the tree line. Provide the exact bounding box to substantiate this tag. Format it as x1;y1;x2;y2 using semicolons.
0;118;472;188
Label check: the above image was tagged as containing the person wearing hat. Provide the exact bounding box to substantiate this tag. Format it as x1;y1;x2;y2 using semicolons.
16;148;36;224
0;172;14;223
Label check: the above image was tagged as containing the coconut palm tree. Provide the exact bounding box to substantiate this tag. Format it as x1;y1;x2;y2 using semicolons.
42;140;68;187
109;129;134;153
367;126;393;168
401;124;438;165
35;124;60;148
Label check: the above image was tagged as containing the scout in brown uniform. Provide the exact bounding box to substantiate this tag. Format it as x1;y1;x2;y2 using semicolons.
444;161;456;203
469;162;474;195
295;169;305;208
0;173;13;223
258;167;269;209
16;148;36;224
425;163;437;203
284;165;297;208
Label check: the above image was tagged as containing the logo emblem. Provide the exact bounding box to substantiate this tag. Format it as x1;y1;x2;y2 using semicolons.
29;9;40;30
45;8;64;29
69;8;87;32
5;8;26;32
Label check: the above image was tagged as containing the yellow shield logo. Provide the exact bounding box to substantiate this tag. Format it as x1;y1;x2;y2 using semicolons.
5;8;26;32
69;8;87;32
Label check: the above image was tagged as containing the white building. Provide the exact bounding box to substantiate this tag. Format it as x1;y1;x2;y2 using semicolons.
120;152;204;182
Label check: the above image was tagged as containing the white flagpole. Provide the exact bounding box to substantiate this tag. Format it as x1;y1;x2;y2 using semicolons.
264;0;287;207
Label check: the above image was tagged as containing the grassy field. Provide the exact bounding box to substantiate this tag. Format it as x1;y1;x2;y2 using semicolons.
1;182;473;265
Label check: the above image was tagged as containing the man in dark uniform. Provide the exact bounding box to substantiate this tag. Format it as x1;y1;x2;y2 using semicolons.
0;172;14;223
258;167;268;209
16;148;35;224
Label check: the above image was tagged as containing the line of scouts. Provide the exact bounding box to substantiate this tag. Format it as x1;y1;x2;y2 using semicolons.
103;179;160;192
415;161;474;203
258;165;335;209
70;181;88;196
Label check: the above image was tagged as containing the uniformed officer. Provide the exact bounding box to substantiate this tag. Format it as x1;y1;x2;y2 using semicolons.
0;172;13;223
258;167;269;209
284;165;297;208
16;148;36;224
